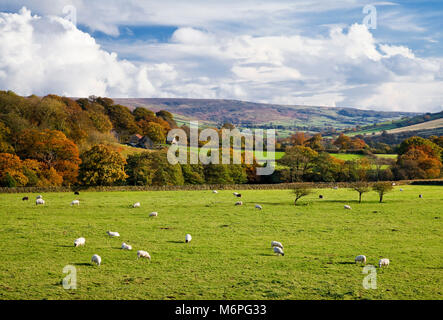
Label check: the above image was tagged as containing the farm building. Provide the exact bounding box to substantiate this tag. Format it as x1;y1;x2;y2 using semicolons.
127;134;155;149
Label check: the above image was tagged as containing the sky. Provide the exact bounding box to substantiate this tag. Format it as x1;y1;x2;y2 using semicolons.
0;0;442;112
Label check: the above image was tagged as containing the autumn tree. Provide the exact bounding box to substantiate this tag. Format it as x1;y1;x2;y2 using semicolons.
141;122;166;144
15;129;81;185
333;133;352;150
133;107;155;121
396;136;442;179
305;134;324;151
0;153;28;187
0;122;13;153
78;144;128;186
105;104;140;141
290;132;308;146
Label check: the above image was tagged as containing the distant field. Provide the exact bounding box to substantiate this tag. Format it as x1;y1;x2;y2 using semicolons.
329;153;396;161
346;117;443;137
384;118;443;135
0;186;441;300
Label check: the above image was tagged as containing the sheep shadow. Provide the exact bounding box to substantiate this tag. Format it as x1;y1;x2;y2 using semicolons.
336;261;356;265
167;240;185;244
73;263;92;267
56;245;74;248
319;200;361;204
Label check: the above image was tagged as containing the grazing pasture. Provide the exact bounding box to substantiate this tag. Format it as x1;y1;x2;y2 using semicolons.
0;186;441;300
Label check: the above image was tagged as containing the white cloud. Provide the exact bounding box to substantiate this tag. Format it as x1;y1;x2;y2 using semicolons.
0;7;173;97
0;7;442;113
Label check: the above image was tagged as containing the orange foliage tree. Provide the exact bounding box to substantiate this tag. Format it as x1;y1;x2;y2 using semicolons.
15;129;81;185
0;153;28;186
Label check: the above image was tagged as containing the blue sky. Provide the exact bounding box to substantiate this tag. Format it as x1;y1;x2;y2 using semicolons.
0;0;442;112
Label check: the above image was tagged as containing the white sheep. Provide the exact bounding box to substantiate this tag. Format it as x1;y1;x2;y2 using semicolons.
71;200;80;206
212;190;218;194
271;241;283;249
379;258;390;268
74;237;85;247
137;250;151;260
344;205;352;210
185;234;192;243
91;254;101;266
107;231;120;237
121;242;132;250
235;201;243;206
233;192;239;196
400;188;403;191
419;194;423;198
255;204;263;210
36;198;45;205
355;255;366;264
132;202;141;208
36;195;43;199
392;182;396;186
273;246;284;256
149;212;158;217
333;186;338;190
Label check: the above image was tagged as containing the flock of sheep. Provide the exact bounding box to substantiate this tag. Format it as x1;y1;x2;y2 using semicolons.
355;255;390;268
30;194;192;266
26;188;398;268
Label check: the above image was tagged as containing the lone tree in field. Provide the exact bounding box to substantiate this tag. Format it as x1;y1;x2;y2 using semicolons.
351;181;370;203
293;185;312;205
372;182;393;203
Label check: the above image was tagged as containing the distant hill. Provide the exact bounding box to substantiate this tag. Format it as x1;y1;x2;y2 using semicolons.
113;98;417;133
345;111;443;136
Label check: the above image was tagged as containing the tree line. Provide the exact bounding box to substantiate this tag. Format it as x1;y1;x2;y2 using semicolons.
0;91;441;187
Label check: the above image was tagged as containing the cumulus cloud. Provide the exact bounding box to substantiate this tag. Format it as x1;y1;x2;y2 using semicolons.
0;7;442;113
0;7;174;97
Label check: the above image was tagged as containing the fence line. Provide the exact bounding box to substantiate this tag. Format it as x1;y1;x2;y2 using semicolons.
0;179;442;194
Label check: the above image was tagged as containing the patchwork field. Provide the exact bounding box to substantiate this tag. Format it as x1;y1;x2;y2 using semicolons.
0;186;441;300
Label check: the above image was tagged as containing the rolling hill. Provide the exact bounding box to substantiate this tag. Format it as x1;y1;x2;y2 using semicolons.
113;98;416;133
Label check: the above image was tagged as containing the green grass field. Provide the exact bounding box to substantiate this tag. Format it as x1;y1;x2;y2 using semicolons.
0;186;441;300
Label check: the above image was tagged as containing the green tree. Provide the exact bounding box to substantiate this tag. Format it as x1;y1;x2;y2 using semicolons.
79;144;128;186
350;181;370;203
143;122;166;144
278;146;318;181
181;164;205;185
372;182;393;203
293;185;312;205
204;164;234;184
126;151;184;186
133;107;155;121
